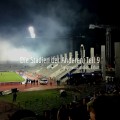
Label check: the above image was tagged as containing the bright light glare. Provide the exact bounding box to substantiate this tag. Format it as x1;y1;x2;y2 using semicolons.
28;26;36;38
28;26;34;32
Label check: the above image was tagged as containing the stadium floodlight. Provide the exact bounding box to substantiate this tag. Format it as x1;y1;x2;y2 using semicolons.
28;26;36;38
89;24;96;29
89;24;103;29
89;24;113;66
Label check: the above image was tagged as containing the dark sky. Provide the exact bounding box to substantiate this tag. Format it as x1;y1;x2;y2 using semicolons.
0;0;120;62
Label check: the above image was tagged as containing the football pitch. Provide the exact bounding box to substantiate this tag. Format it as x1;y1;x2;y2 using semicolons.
0;72;24;82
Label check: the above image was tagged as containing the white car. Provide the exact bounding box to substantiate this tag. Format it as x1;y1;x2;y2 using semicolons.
39;78;48;85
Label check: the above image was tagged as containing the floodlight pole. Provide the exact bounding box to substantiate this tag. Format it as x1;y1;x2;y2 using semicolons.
89;24;112;67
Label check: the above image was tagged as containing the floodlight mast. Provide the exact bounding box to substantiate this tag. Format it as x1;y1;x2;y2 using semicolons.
89;24;112;67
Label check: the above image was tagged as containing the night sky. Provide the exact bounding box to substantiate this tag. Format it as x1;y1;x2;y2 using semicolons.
0;0;120;62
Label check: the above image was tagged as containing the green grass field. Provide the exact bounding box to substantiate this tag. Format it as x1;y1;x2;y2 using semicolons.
0;84;99;116
0;89;79;115
0;72;24;82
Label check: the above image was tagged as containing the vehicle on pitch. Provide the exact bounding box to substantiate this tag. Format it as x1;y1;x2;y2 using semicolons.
39;78;48;85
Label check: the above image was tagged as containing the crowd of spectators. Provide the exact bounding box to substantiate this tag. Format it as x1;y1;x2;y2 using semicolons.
37;81;120;120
